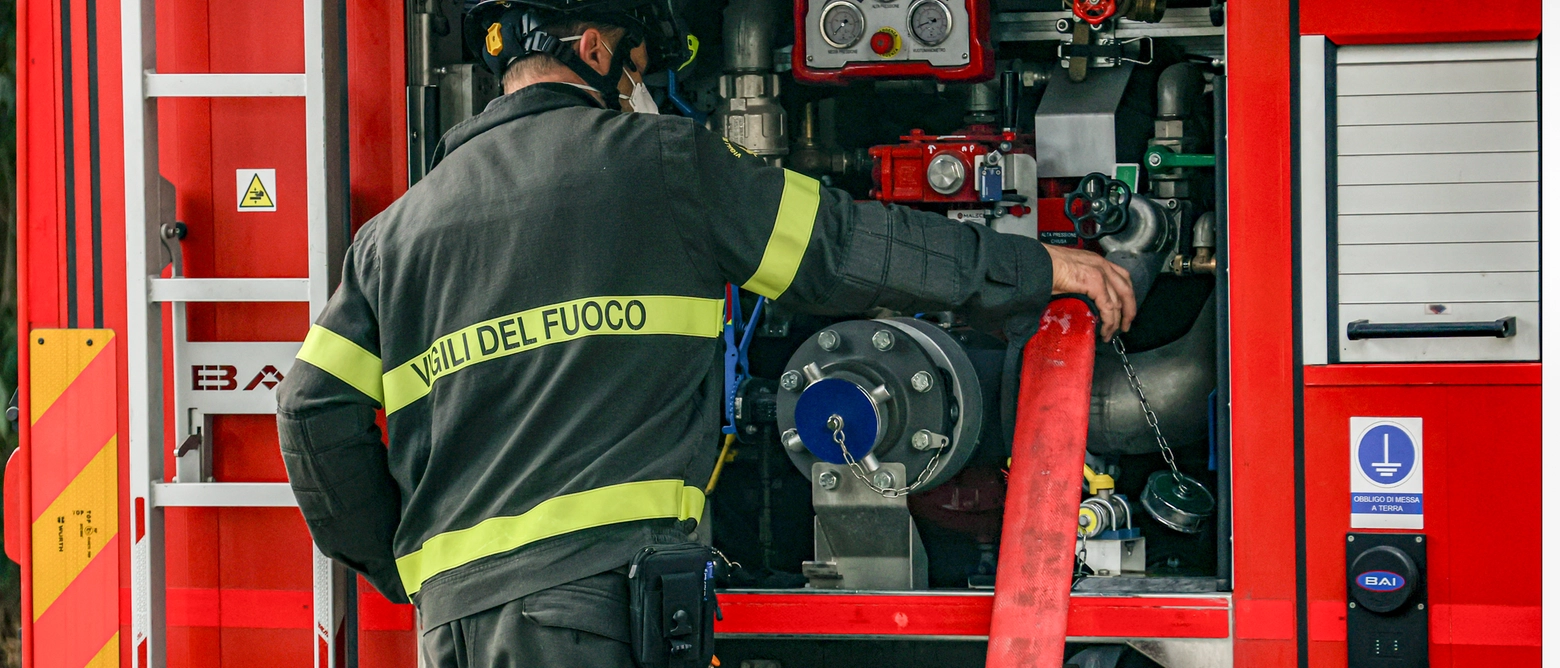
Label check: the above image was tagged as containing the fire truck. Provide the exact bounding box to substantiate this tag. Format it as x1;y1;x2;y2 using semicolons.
6;0;1543;665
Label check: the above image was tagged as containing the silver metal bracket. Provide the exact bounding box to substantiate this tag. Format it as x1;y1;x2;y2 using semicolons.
805;462;928;590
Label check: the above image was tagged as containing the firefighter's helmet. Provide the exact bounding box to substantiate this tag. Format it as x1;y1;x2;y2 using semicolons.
464;0;696;97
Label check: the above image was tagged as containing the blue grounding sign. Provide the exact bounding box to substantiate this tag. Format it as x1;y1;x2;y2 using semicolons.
1356;423;1416;487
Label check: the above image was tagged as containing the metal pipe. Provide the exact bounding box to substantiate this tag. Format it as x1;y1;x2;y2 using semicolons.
723;0;780;72
1099;196;1173;306
713;0;787;158
1156;62;1203;120
1088;297;1216;455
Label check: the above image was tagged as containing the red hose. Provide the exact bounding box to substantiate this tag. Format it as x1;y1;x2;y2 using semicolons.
987;298;1098;667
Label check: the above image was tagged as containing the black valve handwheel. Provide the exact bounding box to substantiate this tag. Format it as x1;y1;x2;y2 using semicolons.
1064;172;1133;240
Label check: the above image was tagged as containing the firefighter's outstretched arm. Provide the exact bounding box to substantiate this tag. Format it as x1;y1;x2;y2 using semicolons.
276;229;409;604
667;121;1134;338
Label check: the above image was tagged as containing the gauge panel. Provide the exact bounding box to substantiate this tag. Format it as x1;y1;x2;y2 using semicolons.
801;0;975;72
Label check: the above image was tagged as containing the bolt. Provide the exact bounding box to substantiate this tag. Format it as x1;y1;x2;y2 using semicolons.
1415;536;1423;543
818;329;840;351
912;429;934;450
1347;536;1354;542
1056;18;1071;32
1148;152;1162;166
780;370;802;391
871;470;894;489
872;329;895;351
1417;603;1425;610
1349;602;1356;609
818;471;840;490
910;371;934;393
825;414;844;431
745;424;758;434
1078;515;1089;526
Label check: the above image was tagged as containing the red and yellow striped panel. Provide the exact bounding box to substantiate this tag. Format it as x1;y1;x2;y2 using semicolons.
28;330;118;668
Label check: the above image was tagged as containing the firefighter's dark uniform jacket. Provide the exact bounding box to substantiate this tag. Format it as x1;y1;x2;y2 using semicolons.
276;82;1056;629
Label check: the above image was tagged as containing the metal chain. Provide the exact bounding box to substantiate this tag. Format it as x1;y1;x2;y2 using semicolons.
1072;512;1093;588
830;419;943;499
1111;335;1190;490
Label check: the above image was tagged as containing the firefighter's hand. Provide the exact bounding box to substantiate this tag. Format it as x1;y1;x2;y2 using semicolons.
1044;244;1137;341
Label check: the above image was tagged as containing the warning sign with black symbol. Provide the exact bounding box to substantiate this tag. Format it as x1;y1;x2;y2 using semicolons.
236;168;277;212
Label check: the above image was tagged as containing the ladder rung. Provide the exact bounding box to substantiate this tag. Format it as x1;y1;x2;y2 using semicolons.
145;73;307;98
150;278;310;303
153;482;297;507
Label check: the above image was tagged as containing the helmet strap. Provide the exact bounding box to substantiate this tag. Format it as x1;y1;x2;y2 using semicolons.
523;29;632;106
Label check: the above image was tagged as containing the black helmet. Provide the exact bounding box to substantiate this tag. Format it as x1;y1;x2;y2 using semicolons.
464;0;696;97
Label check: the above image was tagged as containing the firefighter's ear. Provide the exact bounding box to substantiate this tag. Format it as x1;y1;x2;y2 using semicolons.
575;28;614;76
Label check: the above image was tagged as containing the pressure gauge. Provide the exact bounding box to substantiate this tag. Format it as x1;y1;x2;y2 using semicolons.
820;1;867;49
907;0;953;46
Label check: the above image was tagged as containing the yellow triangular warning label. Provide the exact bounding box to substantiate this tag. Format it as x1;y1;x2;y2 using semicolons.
240;174;274;209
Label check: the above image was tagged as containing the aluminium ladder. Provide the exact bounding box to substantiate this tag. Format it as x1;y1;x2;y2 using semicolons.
120;0;354;666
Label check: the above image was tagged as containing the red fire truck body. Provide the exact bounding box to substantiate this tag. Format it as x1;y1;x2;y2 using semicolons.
7;0;1543;666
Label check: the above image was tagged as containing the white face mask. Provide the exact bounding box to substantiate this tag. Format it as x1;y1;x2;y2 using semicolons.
560;35;658;115
620;70;660;115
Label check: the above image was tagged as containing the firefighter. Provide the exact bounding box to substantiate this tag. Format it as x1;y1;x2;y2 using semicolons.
275;0;1135;665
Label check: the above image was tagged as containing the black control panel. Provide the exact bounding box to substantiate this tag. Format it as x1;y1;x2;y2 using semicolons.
1346;533;1428;666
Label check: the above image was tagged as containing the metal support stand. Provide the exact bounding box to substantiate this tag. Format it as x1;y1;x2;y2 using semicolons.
803;462;928;590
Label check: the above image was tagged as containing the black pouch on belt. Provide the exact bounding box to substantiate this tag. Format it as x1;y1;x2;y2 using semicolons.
628;543;719;668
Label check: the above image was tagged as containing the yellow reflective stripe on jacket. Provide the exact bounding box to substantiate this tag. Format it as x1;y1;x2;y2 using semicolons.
381;295;724;414
741;169;821;299
397;480;706;595
296;325;385;403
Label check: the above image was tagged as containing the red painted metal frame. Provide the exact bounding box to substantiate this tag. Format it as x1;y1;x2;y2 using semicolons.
1225;0;1298;662
14;0;34;661
715;593;1232;639
1304;363;1541;388
1299;0;1541;44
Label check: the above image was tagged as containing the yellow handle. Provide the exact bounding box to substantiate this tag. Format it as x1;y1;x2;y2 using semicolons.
1082;464;1115;495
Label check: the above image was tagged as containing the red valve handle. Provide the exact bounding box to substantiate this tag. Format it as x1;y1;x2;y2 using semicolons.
1073;0;1117;25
